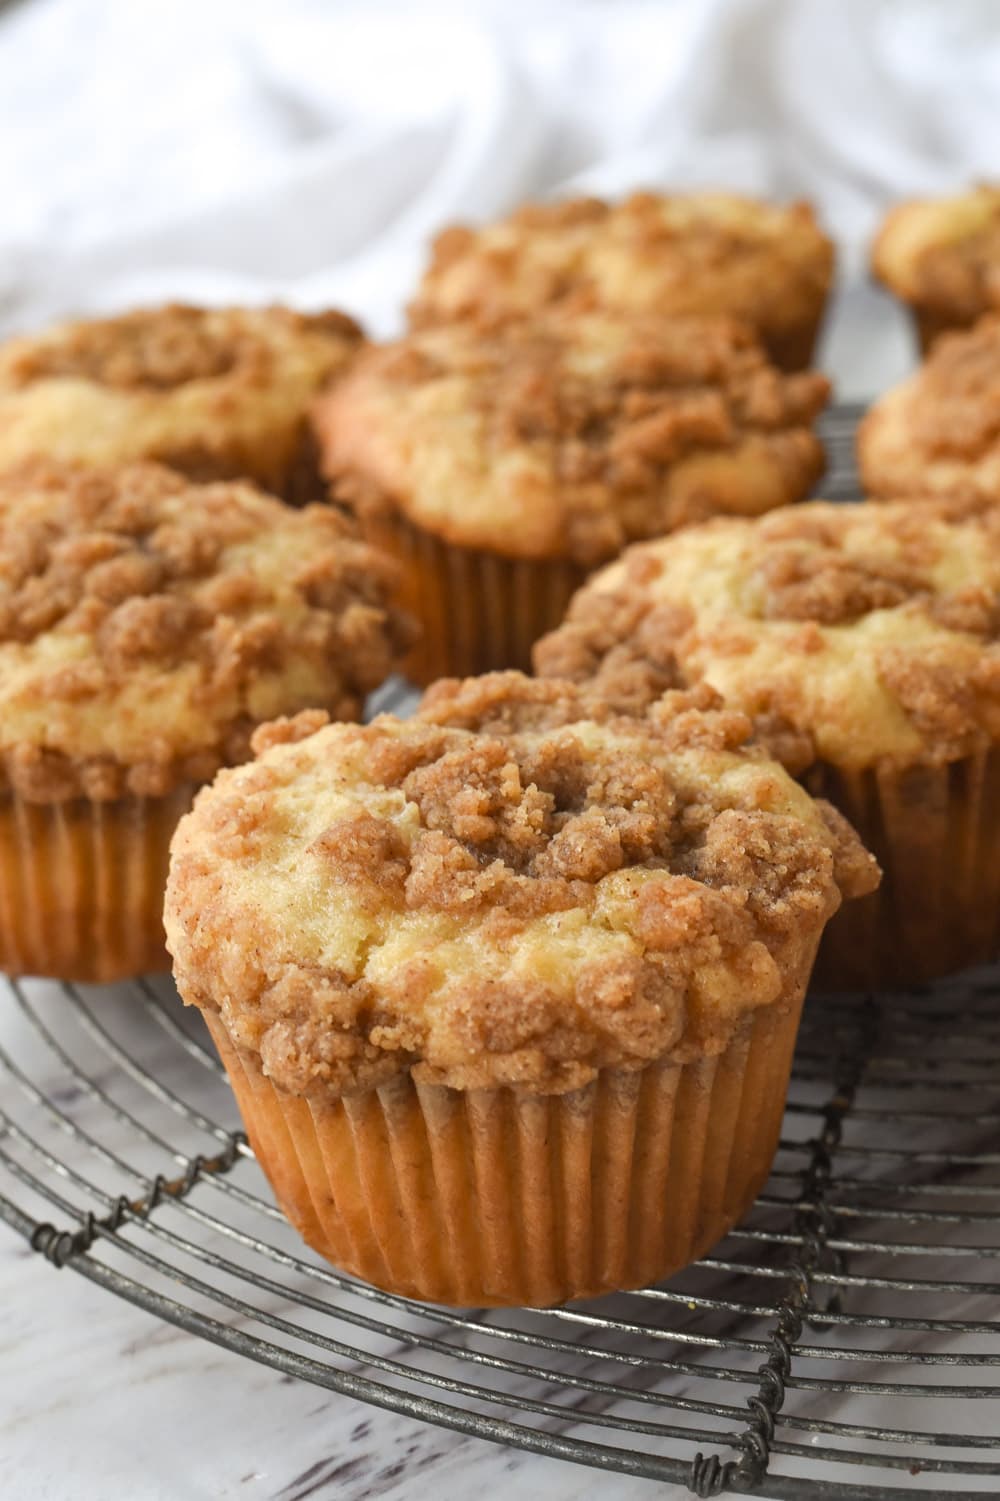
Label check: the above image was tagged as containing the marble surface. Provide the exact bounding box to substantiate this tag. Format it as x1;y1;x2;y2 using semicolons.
0;294;920;1501
0;1253;671;1501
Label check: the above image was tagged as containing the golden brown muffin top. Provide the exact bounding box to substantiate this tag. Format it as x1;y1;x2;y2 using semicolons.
409;192;834;359
858;315;1000;498
872;187;1000;321
165;672;875;1098
0;304;362;491
0;462;411;802
535;496;1000;772
316;310;829;565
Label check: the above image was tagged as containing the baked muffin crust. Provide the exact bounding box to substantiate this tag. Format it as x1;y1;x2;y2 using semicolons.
535;497;1000;771
0;462;411;801
0;304;363;500
165;672;875;1097
873;187;1000;331
858;315;1000;500
316;311;829;565
409;192;834;369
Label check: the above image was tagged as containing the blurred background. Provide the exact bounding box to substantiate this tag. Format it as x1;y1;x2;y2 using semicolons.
1;0;998;394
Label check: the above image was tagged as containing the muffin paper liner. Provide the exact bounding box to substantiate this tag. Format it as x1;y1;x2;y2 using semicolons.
204;973;809;1308
810;748;1000;990
763;313;826;374
363;511;590;684
911;307;975;357
0;786;196;983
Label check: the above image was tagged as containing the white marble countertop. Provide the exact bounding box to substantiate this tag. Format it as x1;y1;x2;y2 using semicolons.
0;296;911;1501
0;1249;675;1501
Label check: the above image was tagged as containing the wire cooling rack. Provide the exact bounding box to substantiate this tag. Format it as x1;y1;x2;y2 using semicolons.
4;404;1000;1500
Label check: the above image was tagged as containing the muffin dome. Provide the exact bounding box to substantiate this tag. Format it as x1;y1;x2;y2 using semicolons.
317;309;829;567
535;496;1000;773
409;192;834;370
536;495;1000;988
166;672;875;1098
0;461;412;802
873;186;1000;348
859;315;1000;502
0;304;363;501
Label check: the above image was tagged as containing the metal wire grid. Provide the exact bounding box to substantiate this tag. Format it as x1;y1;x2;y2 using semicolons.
3;405;1000;1499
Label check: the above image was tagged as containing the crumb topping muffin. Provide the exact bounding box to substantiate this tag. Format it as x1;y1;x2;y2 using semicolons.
0;304;363;500
535;496;1000;772
166;673;875;1098
409;192;835;370
858;315;1000;500
873;186;1000;344
0;462;411;803
317;310;830;567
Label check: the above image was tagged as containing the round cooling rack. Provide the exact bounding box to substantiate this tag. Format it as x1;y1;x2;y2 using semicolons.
4;403;1000;1500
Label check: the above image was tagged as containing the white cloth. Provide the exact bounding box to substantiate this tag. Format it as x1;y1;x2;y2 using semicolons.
2;0;999;393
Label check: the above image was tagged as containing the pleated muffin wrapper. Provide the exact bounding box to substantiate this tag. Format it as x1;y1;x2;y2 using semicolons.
0;784;198;984
809;746;1000;991
203;959;812;1309
761;313;827;376
361;509;590;685
910;306;976;358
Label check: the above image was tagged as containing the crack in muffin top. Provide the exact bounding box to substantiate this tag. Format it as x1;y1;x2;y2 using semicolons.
859;315;1000;498
165;672;876;1098
0;304;363;496
873;187;1000;322
534;496;1000;772
408;192;834;367
315;310;829;565
0;462;412;801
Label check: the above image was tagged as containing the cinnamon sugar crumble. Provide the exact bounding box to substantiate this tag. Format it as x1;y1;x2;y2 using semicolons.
0;462;412;800
873;188;1000;325
2;304;361;392
165;673;876;1098
317;310;829;565
859;316;1000;501
0;304;363;501
408;192;834;370
534;496;1000;770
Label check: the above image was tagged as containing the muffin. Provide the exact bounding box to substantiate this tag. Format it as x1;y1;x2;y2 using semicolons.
872;187;1000;352
409;192;835;371
314;309;829;683
0;461;410;982
858;314;1000;501
165;672;875;1307
0;304;363;503
535;496;1000;989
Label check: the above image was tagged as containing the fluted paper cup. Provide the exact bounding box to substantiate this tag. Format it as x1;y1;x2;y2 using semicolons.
809;748;1000;989
0;786;197;983
204;968;810;1308
362;510;590;685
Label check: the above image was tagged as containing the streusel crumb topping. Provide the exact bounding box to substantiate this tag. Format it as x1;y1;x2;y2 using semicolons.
859;315;1000;499
409;192;834;365
873;187;1000;321
0;304;363;496
534;496;1000;771
316;310;828;564
0;462;411;800
165;672;875;1097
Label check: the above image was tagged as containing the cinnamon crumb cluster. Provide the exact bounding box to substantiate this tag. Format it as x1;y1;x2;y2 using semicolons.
873;187;1000;328
317;310;829;565
535;497;1000;770
0;462;411;800
1;304;361;392
165;673;876;1097
409;191;834;369
859;316;1000;499
0;304;364;500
